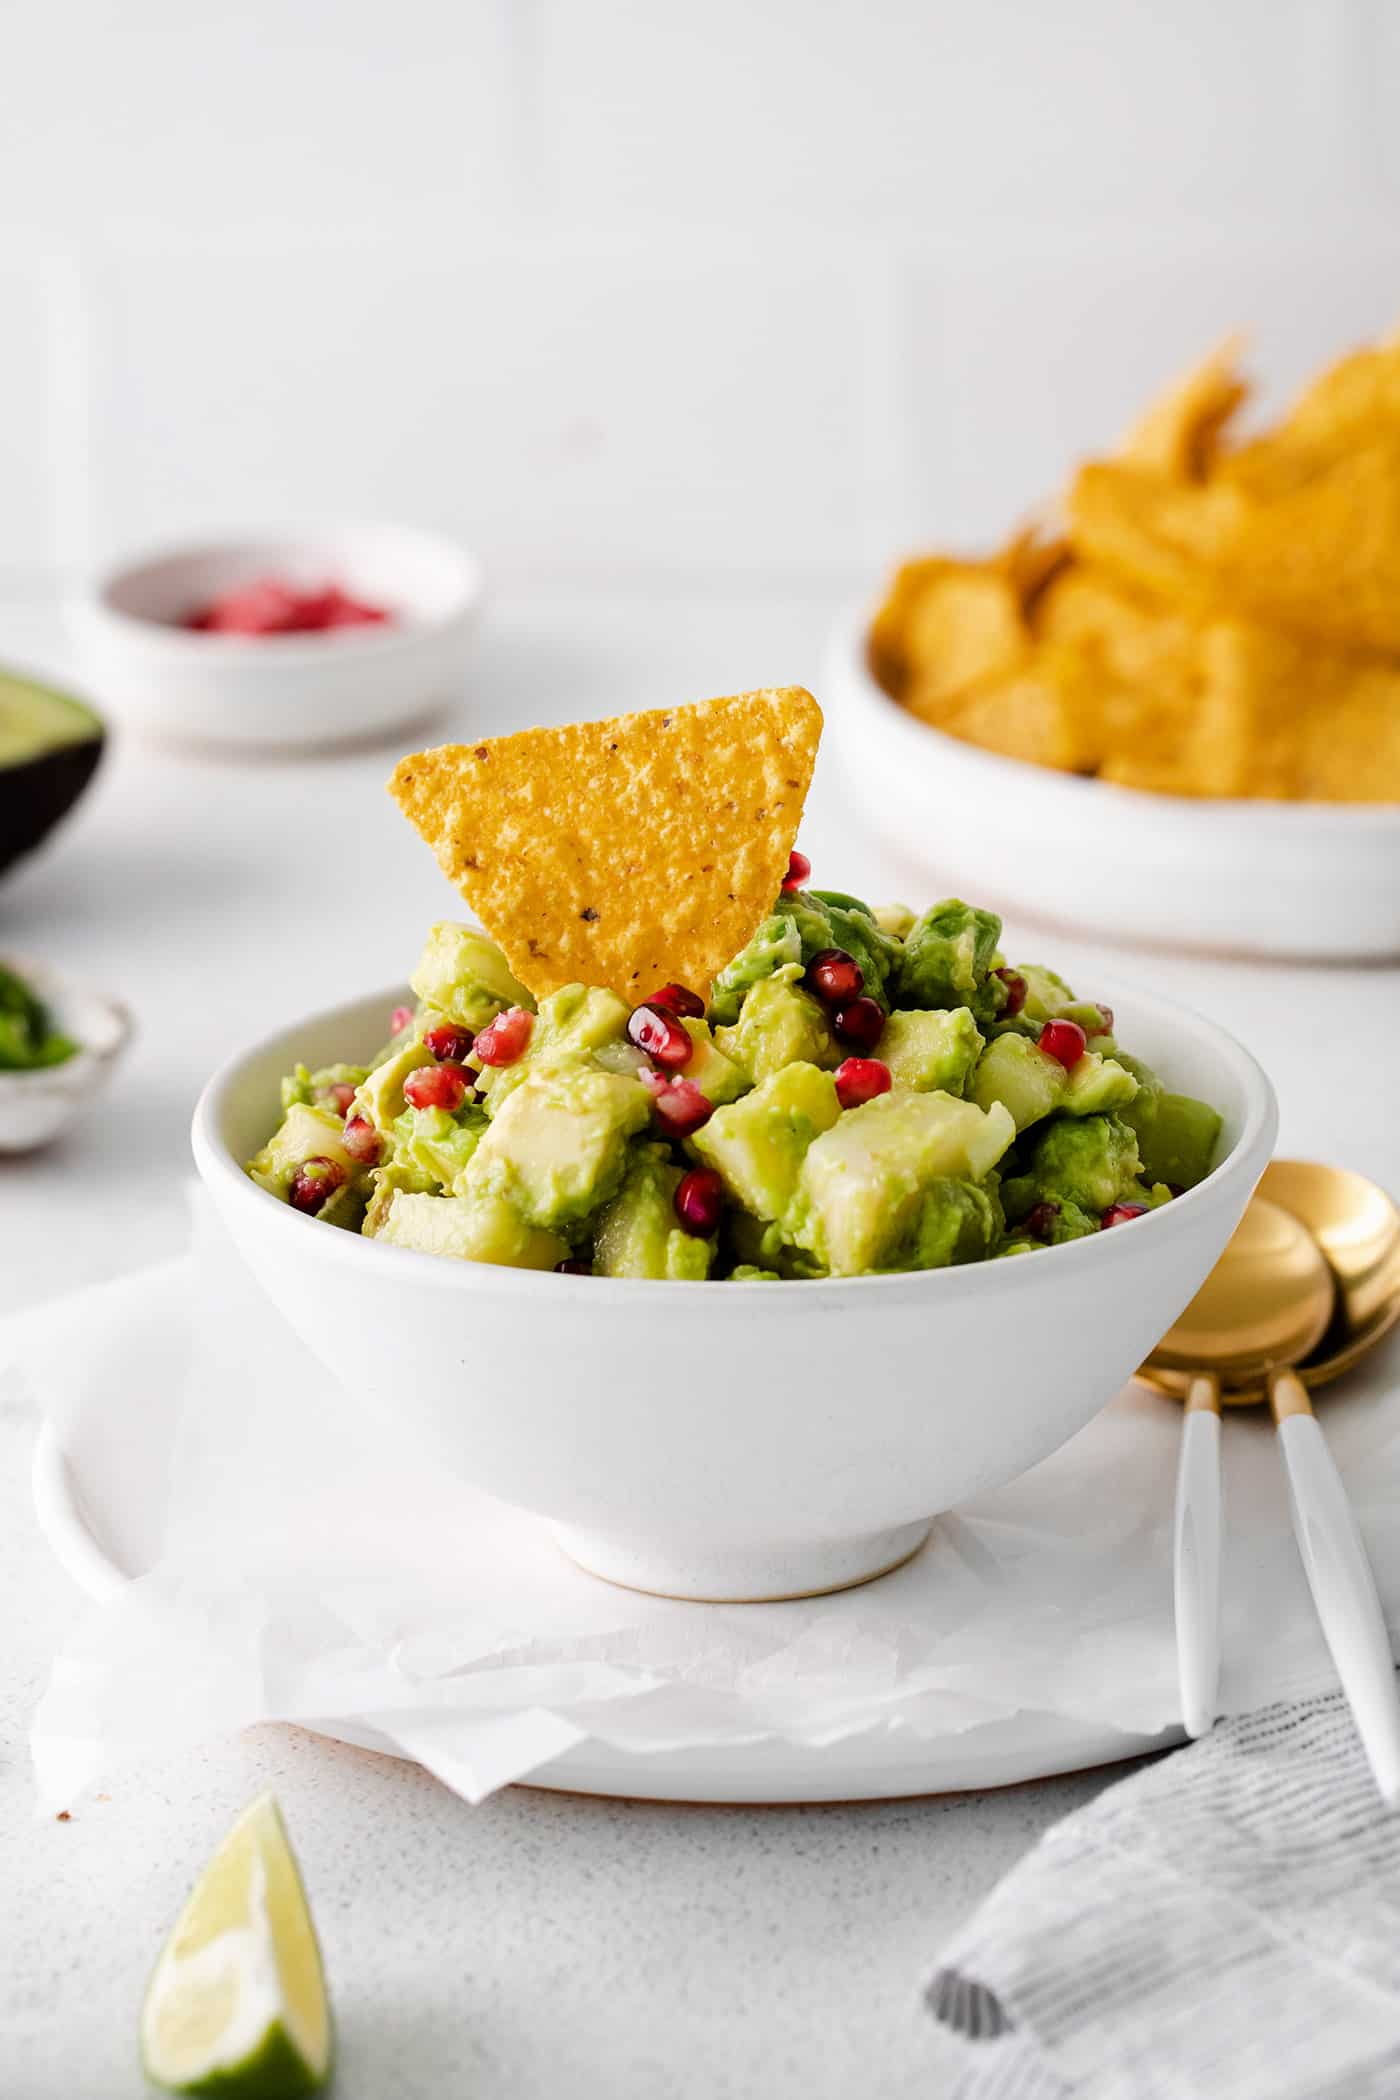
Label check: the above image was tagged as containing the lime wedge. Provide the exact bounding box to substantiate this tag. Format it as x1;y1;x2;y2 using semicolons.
141;1794;332;2097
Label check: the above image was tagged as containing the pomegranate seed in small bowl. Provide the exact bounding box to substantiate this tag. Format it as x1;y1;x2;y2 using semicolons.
319;1081;358;1117
423;1021;476;1063
289;1156;347;1214
626;1003;693;1069
649;982;705;1020
390;1004;415;1037
834;1056;892;1111
833;996;885;1052
342;1115;383;1164
650;1077;714;1138
805;948;864;1006
994;967;1027;1017
554;1258;593;1275
1024;1199;1061;1242
1088;1003;1114;1036
404;1062;470;1114
674;1166;725;1236
781;849;810;894
475;1007;534;1066
1038;1018;1087;1070
1101;1201;1149;1229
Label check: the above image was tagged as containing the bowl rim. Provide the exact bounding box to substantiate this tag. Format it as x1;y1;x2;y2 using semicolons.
79;521;484;660
191;971;1278;1302
829;599;1400;832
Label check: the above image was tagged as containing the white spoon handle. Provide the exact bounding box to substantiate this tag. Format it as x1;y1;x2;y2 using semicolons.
1274;1381;1400;1804
1173;1379;1223;1739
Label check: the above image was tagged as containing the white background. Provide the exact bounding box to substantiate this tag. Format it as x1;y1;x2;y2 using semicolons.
4;0;1400;596
5;8;1400;2096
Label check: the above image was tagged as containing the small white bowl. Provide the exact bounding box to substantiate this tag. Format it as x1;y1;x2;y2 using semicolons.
72;524;483;753
192;975;1275;1602
825;604;1400;960
0;955;131;1154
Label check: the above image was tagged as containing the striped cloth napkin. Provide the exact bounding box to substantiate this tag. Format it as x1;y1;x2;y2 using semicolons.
927;1693;1400;2100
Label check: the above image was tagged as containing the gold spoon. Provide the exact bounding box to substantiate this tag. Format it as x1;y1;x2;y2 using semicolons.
1142;1163;1400;1798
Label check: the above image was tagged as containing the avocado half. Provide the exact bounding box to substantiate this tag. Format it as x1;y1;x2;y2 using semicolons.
0;668;105;880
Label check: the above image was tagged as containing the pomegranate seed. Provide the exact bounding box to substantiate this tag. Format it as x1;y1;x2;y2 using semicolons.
834;1056;892;1111
994;967;1027;1017
1087;1003;1114;1036
1024;1200;1061;1241
390;1004;414;1035
554;1258;593;1275
650;1076;714;1137
319;1081;357;1117
649;982;705;1020
342;1115;383;1164
1039;1018;1087;1070
423;1021;475;1063
833;996;885;1052
626;1003;693;1069
805;948;864;1006
674;1166;725;1236
404;1062;470;1113
781;849;810;894
475;1007;534;1066
289;1156;347;1214
1101;1202;1149;1229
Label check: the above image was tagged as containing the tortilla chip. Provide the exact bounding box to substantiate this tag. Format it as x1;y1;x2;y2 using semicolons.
939;646;1103;774
389;688;823;1002
867;557;955;695
1072;450;1400;654
1120;337;1249;483
1222;335;1400;498
902;568;1030;719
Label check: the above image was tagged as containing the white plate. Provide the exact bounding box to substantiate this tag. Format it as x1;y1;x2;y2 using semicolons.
824;604;1400;961
30;1313;1400;1805
31;1409;1175;1801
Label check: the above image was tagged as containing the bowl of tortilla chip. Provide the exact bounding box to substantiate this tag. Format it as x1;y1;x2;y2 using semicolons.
828;337;1400;959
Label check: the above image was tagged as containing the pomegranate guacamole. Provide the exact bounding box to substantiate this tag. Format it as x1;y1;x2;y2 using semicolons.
246;874;1223;1279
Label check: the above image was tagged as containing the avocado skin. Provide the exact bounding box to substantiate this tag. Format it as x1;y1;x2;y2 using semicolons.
1;733;104;879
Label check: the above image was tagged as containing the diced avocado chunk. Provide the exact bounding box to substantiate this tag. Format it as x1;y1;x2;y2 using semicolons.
894;1176;1004;1270
1123;1088;1222;1190
378;1190;569;1270
691;1061;842;1223
788;893;903;1008
247;1102;355;1198
410;923;534;1031
1014;964;1075;1022
1057;1001;1116;1052
871;902;916;940
390;1102;489;1193
725;1208;828;1281
464;1055;652;1231
354;1039;435;1133
880;1007;984;1096
715;965;839;1082
592;1142;715;1279
727;1264;781;1281
679;1018;750;1105
280;1061;370;1112
317;1176;369;1233
532;982;630;1057
1059;1051;1139;1117
709;912;803;1025
970;1033;1067;1131
1022;1113;1142;1215
787;1091;1015;1276
895;900;1007;1022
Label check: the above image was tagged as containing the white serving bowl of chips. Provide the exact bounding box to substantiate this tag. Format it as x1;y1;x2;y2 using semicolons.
193;975;1275;1603
824;605;1400;961
73;524;482;754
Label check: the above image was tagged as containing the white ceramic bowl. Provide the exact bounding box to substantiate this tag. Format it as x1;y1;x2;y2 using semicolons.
192;977;1276;1602
0;955;131;1154
825;604;1400;961
72;525;483;753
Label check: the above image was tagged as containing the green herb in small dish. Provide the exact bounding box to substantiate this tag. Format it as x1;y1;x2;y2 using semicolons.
0;962;78;1070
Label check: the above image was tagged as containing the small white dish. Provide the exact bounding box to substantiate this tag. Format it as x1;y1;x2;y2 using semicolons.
191;975;1276;1604
0;954;131;1154
72;523;483;754
824;603;1400;960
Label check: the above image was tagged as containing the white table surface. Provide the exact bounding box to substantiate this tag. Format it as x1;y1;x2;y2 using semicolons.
2;585;1396;2097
